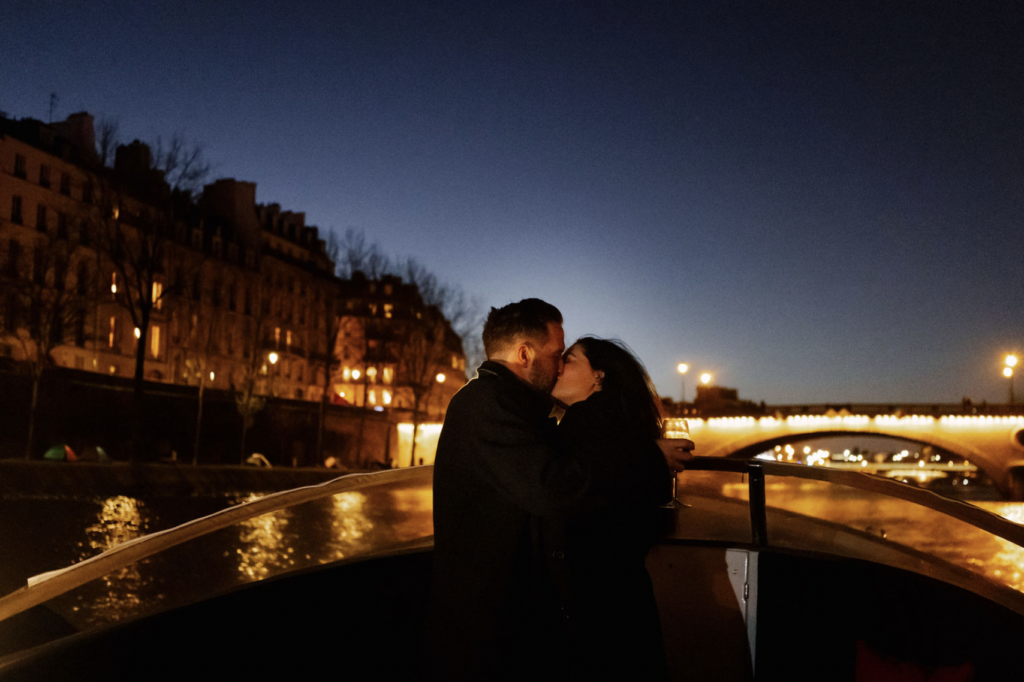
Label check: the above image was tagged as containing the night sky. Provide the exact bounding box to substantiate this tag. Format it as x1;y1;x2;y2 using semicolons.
4;1;1022;404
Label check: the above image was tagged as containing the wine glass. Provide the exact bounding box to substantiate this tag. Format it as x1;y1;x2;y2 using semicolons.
660;418;693;508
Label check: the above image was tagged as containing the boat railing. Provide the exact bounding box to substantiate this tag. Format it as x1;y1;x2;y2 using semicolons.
2;456;1023;628
0;466;434;624
683;456;1024;549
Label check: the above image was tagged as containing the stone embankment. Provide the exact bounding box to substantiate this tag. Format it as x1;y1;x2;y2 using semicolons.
0;460;366;498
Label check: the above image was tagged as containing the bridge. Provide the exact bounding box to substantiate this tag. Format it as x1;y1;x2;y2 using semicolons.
666;404;1024;499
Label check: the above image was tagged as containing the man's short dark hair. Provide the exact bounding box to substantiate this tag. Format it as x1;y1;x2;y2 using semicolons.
482;298;563;358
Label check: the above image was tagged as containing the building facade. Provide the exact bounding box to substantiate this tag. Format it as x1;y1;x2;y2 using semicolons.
1;112;467;420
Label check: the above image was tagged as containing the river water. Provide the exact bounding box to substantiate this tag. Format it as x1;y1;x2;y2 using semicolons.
1;474;1022;632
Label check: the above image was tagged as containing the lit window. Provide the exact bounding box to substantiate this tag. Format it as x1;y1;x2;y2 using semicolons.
110;272;117;295
383;367;393;384
343;367;351;381
286;329;292;350
383;390;392;405
108;316;117;347
367;366;377;383
152;281;163;309
274;327;281;347
368;390;376;405
352;369;361;381
384;303;393;319
150;325;160;359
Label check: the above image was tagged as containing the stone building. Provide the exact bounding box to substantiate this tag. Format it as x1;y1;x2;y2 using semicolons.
334;272;467;418
1;112;467;422
197;178;336;400
0;112;109;373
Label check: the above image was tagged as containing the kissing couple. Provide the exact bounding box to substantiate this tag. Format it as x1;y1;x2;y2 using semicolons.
427;298;693;681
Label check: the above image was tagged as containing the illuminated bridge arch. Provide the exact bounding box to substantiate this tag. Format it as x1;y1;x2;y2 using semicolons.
670;412;1024;498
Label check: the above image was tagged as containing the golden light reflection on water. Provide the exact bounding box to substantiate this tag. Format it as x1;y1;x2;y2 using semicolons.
73;496;154;626
974;503;1024;592
715;479;1024;595
386;486;434;542
234;493;295;582
319;491;375;563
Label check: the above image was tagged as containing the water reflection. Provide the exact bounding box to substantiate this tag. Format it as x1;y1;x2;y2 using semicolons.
974;503;1024;592
319;491;374;563
750;479;1024;594
73;496;156;627
12;474;1024;637
234;493;295;581
387;487;434;542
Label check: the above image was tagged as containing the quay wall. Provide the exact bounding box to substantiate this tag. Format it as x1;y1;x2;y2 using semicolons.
0;460;349;498
0;366;409;469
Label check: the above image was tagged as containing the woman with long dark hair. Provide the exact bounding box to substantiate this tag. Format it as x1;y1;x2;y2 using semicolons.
549;336;671;680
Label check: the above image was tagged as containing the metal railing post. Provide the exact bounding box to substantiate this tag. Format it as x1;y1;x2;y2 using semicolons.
748;463;768;547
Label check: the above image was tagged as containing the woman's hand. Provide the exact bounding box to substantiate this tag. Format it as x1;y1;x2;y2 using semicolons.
657;438;695;472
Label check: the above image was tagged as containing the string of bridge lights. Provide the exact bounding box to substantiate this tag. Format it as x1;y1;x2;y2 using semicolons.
671;352;1021;418
664;414;1024;433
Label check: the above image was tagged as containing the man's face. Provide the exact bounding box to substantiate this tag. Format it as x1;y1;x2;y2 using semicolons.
526;322;565;395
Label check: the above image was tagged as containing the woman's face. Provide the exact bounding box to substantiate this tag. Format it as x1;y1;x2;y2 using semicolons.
551;344;603;407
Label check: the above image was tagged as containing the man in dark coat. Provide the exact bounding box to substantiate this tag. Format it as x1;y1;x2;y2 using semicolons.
428;298;581;680
427;298;693;680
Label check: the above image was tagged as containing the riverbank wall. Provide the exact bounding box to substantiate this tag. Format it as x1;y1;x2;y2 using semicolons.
0;365;414;468
0;460;369;499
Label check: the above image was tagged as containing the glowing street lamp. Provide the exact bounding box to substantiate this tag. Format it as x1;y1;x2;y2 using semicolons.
268;352;279;365
677;363;689;403
700;372;713;386
436;373;446;383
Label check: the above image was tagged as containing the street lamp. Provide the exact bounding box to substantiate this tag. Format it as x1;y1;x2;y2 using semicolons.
700;372;712;386
268;352;279;365
676;363;688;403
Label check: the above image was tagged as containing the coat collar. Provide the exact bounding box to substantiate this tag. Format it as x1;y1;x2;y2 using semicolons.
476;360;553;418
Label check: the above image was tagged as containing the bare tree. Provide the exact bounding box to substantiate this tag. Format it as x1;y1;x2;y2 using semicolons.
176;277;220;465
313;233;344;464
332;233;482;467
153;133;213;199
95;117;120;168
89;135;209;458
335;227;391;280
234;265;272;464
0;232;94;458
392;258;479;466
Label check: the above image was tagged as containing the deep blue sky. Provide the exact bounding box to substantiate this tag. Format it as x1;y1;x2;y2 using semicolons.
4;1;1022;404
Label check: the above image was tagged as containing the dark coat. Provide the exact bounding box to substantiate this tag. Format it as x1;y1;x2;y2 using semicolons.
551;390;672;681
428;361;593;681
